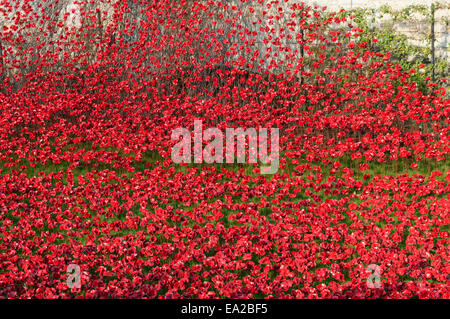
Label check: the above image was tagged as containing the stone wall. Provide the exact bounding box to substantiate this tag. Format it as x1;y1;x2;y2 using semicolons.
0;1;448;78
306;0;449;61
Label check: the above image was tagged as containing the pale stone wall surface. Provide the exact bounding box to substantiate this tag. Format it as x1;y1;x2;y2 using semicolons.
0;1;448;72
307;0;442;10
305;0;449;57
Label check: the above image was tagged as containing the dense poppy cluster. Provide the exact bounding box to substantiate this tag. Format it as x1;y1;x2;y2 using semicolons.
0;0;448;298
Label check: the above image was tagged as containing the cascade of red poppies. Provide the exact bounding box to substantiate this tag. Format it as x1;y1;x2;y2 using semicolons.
0;0;448;298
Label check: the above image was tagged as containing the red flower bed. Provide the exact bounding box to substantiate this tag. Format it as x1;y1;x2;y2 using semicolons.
0;0;448;298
